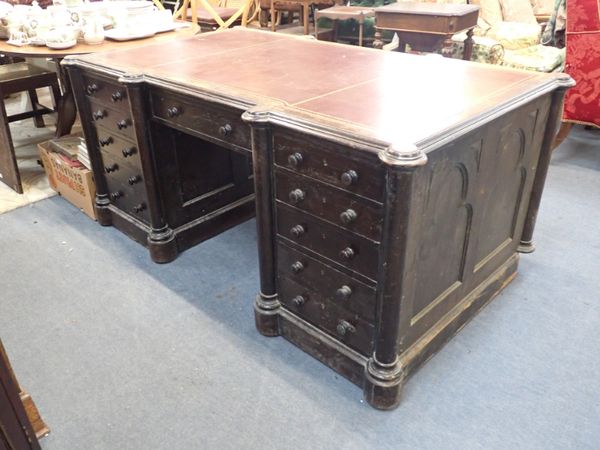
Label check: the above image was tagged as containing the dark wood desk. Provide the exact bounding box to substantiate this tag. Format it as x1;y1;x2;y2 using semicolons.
64;28;573;408
372;2;479;60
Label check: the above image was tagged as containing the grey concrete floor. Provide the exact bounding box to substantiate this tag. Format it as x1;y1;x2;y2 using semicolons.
0;126;598;449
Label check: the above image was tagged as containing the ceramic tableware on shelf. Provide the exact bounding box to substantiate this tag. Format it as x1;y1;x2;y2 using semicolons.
45;27;77;49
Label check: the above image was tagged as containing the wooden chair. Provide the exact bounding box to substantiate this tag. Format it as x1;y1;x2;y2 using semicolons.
174;0;254;31
0;62;61;194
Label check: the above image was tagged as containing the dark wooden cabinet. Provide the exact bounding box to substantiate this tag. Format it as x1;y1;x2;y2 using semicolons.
64;28;573;409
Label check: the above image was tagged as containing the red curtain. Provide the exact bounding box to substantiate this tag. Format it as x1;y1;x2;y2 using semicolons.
563;0;600;127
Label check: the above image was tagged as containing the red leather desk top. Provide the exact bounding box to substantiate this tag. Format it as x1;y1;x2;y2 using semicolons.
66;28;566;151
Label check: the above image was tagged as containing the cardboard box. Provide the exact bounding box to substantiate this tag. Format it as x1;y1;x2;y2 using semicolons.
38;141;96;220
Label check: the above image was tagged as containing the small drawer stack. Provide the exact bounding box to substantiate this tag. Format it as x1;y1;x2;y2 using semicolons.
273;131;385;356
83;74;150;224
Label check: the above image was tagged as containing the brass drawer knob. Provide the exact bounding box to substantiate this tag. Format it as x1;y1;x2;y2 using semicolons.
122;147;136;157
109;191;122;200
85;83;98;95
92;110;105;121
340;247;355;260
291;261;304;273
340;209;357;224
340;170;358;186
290;224;305;238
111;91;123;102
219;124;232;136
292;295;305;307
99;137;113;147
166;106;181;118
128;175;141;185
336;285;352;301
287;152;303;167
336;320;356;337
288;189;305;204
117;119;129;130
132;203;146;213
105;163;118;173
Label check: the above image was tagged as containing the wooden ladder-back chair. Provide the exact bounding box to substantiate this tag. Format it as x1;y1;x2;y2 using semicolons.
173;0;257;31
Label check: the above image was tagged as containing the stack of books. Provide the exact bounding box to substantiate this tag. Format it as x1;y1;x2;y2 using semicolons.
47;135;90;169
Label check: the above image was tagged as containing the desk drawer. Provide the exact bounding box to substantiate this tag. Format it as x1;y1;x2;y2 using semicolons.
275;168;383;241
279;274;374;356
273;131;385;202
100;153;150;224
95;128;141;170
89;100;135;141
150;89;249;150
278;241;376;321
82;74;128;111
277;203;379;281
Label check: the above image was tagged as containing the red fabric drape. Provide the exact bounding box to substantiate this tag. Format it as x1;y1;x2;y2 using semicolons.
563;0;600;127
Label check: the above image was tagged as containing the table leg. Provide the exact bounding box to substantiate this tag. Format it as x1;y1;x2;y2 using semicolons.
463;28;474;61
441;37;453;58
270;0;276;32
358;19;364;47
55;59;76;138
373;28;383;49
303;2;309;35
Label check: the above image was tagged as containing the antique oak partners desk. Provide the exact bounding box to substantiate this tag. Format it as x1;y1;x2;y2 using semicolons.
64;28;573;409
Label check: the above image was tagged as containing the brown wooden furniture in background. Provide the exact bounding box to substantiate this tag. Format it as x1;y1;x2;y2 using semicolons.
64;29;573;408
0;62;61;194
0;340;47;450
315;6;375;47
373;2;479;60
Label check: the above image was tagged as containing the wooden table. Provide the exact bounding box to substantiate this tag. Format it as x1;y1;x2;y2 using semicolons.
0;26;197;137
64;28;573;409
372;2;479;60
315;6;375;47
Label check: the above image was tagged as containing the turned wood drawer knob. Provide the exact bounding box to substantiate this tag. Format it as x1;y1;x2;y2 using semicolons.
92;110;105;121
128;175;141;185
291;261;304;273
111;91;123;102
287;152;303;167
99;137;113;147
122;147;136;157
117;119;129;130
105;163;118;173
340;170;358;186
290;224;305;238
132;203;146;213
166;106;181;118
292;295;305;307
218;124;232;136
288;189;305;204
336;320;356;337
340;209;357;224
109;191;122;200
85;83;98;95
340;247;355;260
336;285;352;301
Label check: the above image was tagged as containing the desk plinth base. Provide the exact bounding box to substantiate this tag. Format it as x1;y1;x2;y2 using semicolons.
98;195;255;263
255;252;519;410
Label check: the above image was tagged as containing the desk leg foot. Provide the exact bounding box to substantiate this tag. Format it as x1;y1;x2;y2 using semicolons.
95;195;112;226
363;356;405;410
373;28;383;49
441;37;453;58
255;293;281;337
517;240;535;254
148;226;177;264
